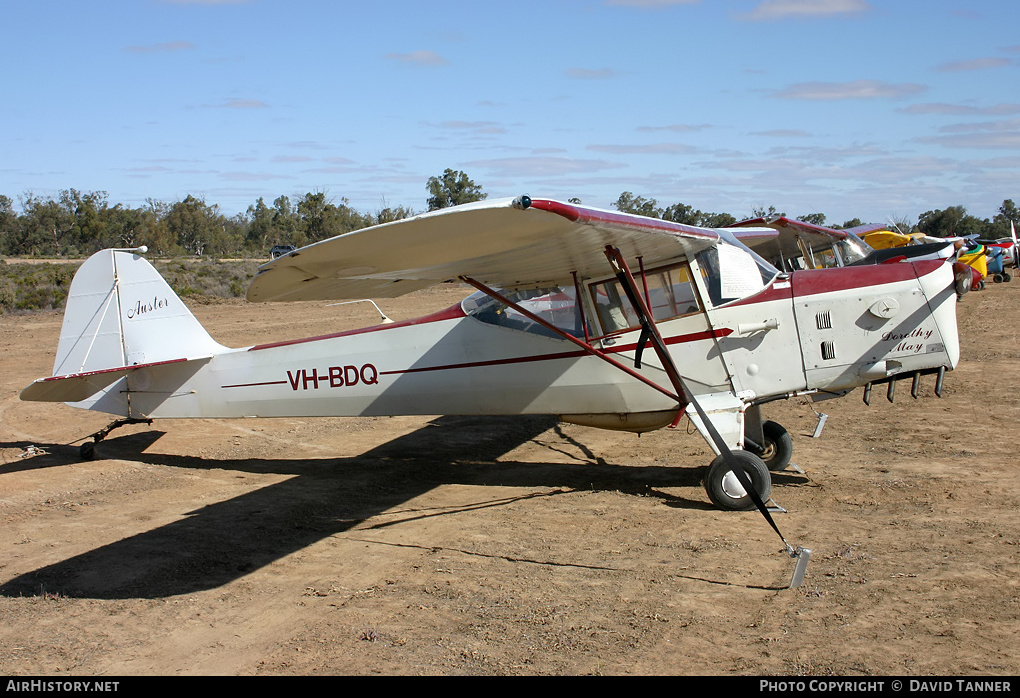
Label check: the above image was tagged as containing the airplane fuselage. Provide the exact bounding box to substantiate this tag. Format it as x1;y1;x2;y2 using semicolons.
83;256;958;455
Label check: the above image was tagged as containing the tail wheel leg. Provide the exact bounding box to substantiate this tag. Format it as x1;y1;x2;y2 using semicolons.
77;418;153;461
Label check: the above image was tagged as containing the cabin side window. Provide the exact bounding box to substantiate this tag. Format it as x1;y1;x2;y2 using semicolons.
462;286;584;339
588;262;701;336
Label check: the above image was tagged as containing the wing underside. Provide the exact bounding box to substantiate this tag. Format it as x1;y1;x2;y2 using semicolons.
246;197;721;302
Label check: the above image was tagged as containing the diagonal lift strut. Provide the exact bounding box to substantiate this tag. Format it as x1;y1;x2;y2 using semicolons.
462;247;808;580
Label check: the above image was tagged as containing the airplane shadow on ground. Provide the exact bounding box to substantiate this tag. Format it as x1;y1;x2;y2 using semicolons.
0;415;806;600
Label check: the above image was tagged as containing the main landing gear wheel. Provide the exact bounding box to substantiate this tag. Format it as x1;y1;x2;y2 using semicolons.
705;450;772;511
758;420;793;472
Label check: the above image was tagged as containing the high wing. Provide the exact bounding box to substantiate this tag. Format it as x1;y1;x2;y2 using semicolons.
246;197;721;302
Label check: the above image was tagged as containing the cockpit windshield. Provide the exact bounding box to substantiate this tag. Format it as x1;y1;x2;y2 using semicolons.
833;233;869;265
695;240;779;307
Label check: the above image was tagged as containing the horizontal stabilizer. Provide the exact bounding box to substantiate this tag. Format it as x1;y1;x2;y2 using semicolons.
20;357;209;403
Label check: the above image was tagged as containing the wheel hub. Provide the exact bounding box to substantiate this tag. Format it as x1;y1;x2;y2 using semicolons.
721;469;749;499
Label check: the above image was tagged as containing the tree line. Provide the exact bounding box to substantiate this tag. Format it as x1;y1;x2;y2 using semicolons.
1;170;1016;259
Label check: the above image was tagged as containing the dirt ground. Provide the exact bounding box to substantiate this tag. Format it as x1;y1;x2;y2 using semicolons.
1;277;1018;677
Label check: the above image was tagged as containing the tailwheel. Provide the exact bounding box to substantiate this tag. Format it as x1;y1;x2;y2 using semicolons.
704;450;772;511
758;420;794;472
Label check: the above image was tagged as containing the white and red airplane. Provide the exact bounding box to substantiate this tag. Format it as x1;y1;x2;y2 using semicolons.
727;215;958;272
20;197;963;534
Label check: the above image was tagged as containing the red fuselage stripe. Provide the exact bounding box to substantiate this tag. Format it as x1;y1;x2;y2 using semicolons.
220;327;732;388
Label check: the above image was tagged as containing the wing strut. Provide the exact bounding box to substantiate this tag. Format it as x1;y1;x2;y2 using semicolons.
459;276;685;406
602;245;803;561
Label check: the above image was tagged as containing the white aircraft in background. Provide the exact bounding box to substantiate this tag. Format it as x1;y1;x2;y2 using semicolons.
727;215;958;272
20;196;965;577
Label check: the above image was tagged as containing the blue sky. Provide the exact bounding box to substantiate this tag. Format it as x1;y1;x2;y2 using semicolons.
2;0;1018;226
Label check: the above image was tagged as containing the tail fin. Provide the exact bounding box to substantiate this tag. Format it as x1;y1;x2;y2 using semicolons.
21;249;227;409
53;249;227;376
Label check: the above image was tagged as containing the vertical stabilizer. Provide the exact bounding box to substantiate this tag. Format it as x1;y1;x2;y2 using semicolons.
53;249;227;377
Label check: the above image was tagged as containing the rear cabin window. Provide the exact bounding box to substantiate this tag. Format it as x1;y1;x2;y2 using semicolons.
463;286;584;339
589;263;701;336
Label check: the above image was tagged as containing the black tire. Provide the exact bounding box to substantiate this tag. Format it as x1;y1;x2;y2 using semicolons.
1004;272;1012;282
704;450;772;511
80;441;96;461
759;420;793;471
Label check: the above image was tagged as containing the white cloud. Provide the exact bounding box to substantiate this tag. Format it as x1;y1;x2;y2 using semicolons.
125;41;195;54
750;129;813;138
915;133;1020;150
587;143;699;155
565;68;621;80
637;124;713;133
900;103;1020;116
937;57;1011;72
463;156;625;177
163;0;251;4
385;50;448;67
604;0;700;7
222;99;269;109
916;118;1020;150
739;0;870;21
938;118;1020;134
433;121;508;135
772;80;926;100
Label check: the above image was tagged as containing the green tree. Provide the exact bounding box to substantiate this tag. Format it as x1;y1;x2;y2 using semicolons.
917;206;990;238
297;192;371;243
614;193;735;228
0;195;18;255
165;195;225;256
18;193;74;256
373;204;415;225
751;205;786;220
60;189;110;255
426;169;486;211
991;199;1019;237
661;202;700;224
246;197;274;248
138;198;180;257
697;212;737;228
613;191;662;218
